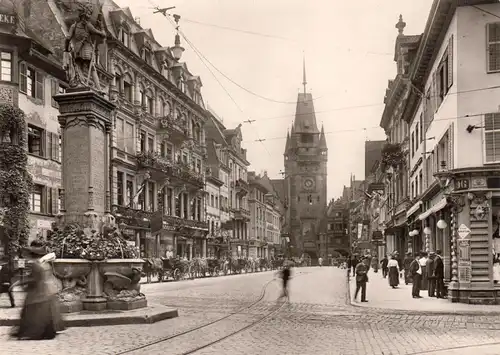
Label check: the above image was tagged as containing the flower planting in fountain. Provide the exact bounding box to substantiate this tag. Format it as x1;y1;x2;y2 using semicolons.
39;224;145;311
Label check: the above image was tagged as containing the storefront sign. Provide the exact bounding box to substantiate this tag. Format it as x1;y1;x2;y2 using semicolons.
0;13;15;25
458;239;471;283
455;178;470;191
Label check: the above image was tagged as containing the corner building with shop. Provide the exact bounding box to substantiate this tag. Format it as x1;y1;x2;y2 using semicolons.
388;0;500;304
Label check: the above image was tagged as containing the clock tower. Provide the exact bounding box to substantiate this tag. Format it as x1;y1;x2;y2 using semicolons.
283;62;328;260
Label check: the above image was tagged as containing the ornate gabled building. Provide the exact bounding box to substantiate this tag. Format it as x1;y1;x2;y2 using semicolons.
31;0;210;259
205;110;250;258
0;0;67;255
279;66;328;260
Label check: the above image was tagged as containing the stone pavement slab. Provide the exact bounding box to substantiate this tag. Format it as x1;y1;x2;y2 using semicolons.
0;303;178;327
349;270;500;314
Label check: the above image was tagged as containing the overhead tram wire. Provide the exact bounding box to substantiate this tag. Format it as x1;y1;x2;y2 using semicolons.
149;3;322;105
240;110;495;144
151;2;272;157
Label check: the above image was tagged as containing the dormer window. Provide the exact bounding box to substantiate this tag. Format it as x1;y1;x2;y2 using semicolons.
142;48;152;65
120;25;130;47
178;76;185;92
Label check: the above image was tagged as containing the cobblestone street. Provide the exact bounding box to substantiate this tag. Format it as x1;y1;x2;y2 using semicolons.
1;267;500;354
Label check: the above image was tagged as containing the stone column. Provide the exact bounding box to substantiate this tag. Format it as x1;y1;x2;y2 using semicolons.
55;88;115;311
55;89;115;229
202;239;207;258
187;193;192;219
189;243;193;260
180;192;185;219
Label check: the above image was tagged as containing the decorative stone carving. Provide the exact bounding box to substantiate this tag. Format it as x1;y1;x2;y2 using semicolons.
64;2;106;92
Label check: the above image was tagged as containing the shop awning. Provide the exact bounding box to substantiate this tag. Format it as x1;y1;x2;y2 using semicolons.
418;198;448;221
406;201;422;218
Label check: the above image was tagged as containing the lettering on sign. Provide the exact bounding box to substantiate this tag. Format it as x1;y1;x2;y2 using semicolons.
458;239;471;262
458;265;471;283
457;224;471;239
0;13;15;25
455;178;470;191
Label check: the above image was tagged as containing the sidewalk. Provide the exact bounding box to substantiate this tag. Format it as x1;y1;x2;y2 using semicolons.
349;270;500;315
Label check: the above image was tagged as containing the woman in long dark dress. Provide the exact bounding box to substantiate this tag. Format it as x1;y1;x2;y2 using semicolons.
387;255;400;288
12;244;65;340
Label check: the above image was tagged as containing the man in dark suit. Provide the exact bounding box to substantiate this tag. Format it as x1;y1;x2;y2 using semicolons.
410;253;423;298
353;256;369;302
434;249;445;298
426;252;436;297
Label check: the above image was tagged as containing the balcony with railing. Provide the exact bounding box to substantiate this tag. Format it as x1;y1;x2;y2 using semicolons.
231;207;251;220
112;205;153;229
136;151;204;188
153;213;208;232
158;115;189;144
235;178;249;196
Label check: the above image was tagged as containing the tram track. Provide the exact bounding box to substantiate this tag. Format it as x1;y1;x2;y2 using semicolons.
116;269;313;355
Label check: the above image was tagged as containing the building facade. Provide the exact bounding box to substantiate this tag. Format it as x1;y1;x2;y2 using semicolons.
400;0;500;303
248;172;283;259
26;1;211;259
0;0;67;257
378;15;416;259
322;198;350;259
205;174;224;258
281;74;328;260
205;111;250;258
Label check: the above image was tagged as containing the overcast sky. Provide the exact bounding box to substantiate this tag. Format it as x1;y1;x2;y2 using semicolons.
115;0;433;199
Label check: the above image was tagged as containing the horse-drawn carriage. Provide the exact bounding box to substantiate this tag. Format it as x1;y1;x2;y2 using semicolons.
143;257;192;283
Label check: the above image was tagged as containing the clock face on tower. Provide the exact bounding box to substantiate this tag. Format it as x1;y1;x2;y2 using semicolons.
303;178;315;189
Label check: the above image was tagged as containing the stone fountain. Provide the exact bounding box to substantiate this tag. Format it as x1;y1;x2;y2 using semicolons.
47;2;146;314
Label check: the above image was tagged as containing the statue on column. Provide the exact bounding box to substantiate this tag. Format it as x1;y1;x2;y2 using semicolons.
63;3;106;92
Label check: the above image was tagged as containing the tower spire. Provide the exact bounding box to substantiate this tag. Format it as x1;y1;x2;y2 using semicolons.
302;54;307;94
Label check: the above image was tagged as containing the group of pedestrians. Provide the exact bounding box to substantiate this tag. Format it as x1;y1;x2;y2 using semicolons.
350;250;446;303
409;250;445;299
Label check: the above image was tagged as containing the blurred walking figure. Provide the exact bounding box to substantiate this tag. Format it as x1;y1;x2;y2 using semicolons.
11;242;65;340
0;261;15;308
276;261;292;301
318;257;323;267
380;255;389;278
403;252;413;285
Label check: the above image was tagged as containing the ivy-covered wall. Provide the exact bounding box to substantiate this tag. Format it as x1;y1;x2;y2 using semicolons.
0;103;33;259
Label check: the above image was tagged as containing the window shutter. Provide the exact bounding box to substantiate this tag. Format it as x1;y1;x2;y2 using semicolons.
54;133;60;162
45;130;51;158
50;132;56;160
35;71;44;101
51;79;58;108
51;188;58;215
19;62;27;93
447;35;453;89
44;186;49;214
447;124;454;170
